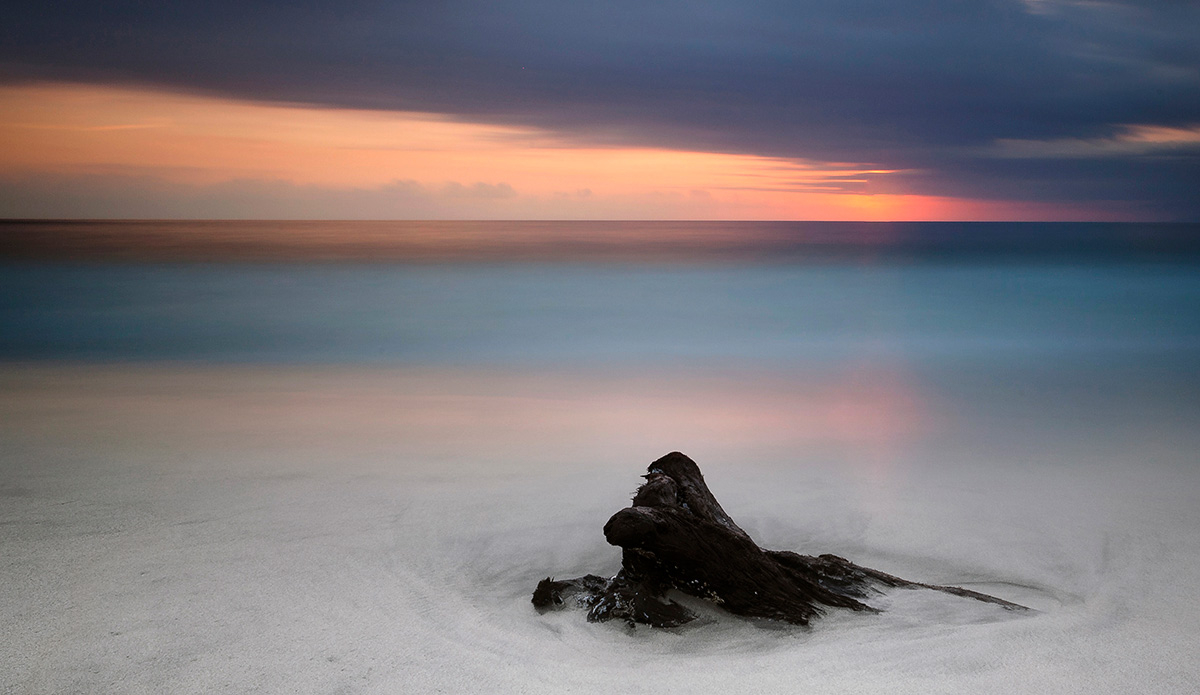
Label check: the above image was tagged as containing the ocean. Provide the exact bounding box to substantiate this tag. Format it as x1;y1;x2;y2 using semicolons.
2;220;1199;693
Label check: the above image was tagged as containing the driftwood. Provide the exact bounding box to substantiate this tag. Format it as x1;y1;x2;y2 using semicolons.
533;451;1026;627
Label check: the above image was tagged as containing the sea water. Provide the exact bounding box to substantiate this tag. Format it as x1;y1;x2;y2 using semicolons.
2;222;1199;693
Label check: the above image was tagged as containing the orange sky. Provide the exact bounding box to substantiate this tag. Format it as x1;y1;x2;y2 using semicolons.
0;82;1120;220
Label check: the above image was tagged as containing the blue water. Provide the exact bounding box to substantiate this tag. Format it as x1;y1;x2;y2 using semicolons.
3;261;1199;366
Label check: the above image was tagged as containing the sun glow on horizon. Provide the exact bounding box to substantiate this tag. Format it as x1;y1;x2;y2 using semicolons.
1;83;1118;220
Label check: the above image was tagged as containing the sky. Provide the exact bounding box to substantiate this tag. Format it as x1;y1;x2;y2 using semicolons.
1;0;1197;221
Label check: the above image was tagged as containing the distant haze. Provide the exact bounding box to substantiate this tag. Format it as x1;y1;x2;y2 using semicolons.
1;220;1198;263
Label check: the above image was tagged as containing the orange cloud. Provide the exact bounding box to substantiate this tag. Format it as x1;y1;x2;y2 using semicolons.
0;82;1120;220
993;123;1200;159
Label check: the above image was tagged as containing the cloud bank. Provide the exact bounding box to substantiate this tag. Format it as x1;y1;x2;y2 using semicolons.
4;1;1198;218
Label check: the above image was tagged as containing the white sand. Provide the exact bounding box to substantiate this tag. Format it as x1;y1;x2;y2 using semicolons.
2;364;1199;693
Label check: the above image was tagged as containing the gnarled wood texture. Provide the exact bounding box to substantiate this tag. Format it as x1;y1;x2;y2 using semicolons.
533;452;1026;627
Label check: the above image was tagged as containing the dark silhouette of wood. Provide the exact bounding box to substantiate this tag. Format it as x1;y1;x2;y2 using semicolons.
533;451;1027;627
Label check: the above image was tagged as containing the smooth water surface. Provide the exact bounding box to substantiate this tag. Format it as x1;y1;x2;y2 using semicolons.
2;226;1199;693
4;262;1199;365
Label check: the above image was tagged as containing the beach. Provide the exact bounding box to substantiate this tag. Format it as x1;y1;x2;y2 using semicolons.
6;0;1200;688
3;238;1200;692
3;359;1199;693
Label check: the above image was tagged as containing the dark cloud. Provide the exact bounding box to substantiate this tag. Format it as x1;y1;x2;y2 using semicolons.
4;1;1198;218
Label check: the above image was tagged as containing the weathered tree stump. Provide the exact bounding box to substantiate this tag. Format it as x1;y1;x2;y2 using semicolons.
533;451;1026;627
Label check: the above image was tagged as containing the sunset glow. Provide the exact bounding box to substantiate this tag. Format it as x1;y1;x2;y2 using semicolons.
0;83;1114;220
